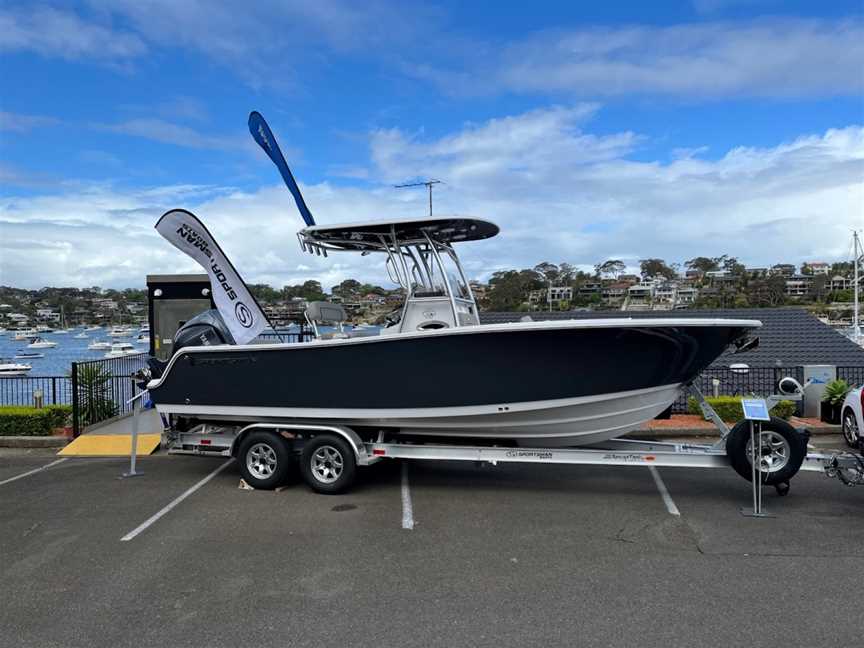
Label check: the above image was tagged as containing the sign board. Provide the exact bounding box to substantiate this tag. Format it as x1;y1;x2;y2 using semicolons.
741;398;771;421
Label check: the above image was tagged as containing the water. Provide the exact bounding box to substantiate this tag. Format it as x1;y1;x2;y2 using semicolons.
0;328;146;377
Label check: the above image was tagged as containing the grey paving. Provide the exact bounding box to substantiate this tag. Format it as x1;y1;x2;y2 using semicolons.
0;454;861;648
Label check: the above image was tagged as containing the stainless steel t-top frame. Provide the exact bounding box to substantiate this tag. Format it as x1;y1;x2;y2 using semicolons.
297;225;479;333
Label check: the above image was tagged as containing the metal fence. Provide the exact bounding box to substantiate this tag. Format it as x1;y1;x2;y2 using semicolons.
838;366;864;387
671;366;805;414
0;375;72;407
70;353;149;436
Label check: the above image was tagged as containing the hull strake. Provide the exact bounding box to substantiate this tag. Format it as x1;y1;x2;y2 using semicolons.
154;382;681;445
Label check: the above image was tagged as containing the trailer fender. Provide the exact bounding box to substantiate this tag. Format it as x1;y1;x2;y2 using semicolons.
230;422;371;465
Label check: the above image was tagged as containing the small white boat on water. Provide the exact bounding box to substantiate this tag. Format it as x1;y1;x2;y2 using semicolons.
88;341;112;350
0;358;32;376
108;327;133;338
135;333;148;344
74;332;89;339
85;325;102;332
13;329;37;340
105;342;137;358
27;337;58;349
15;351;44;359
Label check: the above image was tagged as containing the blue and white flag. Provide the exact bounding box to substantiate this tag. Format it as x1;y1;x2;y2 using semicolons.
155;209;268;345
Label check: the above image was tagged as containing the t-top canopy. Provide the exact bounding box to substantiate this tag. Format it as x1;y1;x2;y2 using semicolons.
300;216;499;250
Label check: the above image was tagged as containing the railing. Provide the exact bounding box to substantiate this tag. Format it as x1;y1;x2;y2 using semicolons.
671;366;805;414
0;375;72;406
838;366;864;387
256;326;312;344
70;353;149;437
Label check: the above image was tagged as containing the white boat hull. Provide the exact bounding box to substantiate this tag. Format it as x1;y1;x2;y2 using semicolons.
156;383;682;447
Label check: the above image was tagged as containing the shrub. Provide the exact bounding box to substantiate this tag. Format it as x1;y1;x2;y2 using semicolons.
0;406;56;436
76;365;118;425
687;396;795;423
821;379;851;406
45;404;73;429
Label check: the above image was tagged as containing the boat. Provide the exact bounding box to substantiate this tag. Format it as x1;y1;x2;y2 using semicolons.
85;325;102;332
0;358;32;376
74;332;89;339
88;341;112;350
108;327;133;338
135;333;148;345
147;216;761;447
27;337;58;349
14;351;44;359
105;342;137;358
13;329;37;341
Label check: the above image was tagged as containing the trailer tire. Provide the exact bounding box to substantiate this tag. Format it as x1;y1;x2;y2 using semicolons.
300;434;356;494
725;416;807;486
237;431;292;490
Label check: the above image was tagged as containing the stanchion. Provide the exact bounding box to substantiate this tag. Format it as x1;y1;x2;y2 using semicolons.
121;390;147;479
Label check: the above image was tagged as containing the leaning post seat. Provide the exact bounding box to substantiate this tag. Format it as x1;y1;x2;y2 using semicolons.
304;301;349;339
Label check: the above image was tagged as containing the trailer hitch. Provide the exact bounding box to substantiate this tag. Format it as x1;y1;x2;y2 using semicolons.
824;453;864;487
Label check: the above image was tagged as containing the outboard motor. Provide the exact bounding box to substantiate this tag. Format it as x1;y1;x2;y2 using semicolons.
147;309;235;379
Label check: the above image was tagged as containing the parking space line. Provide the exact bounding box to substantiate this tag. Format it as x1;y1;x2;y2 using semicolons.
649;466;680;516
401;461;414;530
120;459;234;542
0;458;68;487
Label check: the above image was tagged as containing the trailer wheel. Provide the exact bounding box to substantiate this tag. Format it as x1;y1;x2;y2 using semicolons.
725;416;807;486
237;431;291;490
300;434;356;494
841;408;859;449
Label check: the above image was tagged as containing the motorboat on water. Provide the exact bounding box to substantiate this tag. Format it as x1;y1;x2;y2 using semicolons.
135;333;148;345
0;358;32;376
108;327;133;338
105;342;137;358
27;337;57;349
15;351;44;359
147;216;761;447
87;341;112;350
13;329;37;341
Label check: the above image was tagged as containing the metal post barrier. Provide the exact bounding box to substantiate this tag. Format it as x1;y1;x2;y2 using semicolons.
71;362;80;438
121;390;147;479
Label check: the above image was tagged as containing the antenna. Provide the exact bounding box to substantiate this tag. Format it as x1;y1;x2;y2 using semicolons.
394;179;442;217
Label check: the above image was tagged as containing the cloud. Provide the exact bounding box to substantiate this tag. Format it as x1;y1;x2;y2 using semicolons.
93;118;245;151
0;111;60;133
410;18;864;98
1;106;862;289
0;6;146;62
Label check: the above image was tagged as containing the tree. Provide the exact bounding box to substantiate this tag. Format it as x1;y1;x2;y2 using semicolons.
248;283;281;303
639;258;676;280
685;257;719;273
485;269;542;311
594;259;625;279
808;274;829;302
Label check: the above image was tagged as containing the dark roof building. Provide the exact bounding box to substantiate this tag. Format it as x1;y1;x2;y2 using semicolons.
479;308;864;368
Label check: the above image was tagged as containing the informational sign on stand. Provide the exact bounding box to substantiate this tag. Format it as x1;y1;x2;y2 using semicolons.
739;398;772;518
741;398;770;421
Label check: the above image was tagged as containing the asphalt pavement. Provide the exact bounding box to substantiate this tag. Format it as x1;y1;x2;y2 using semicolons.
0;450;861;648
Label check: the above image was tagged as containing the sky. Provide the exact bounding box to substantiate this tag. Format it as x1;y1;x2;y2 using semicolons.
1;0;863;290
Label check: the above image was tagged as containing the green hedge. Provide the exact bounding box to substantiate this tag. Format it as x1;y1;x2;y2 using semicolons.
0;405;73;436
687;396;796;423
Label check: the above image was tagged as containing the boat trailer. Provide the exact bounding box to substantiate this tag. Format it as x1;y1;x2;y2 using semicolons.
154;377;864;504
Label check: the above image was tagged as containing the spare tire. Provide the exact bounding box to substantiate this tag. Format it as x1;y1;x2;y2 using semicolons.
725;416;807;486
